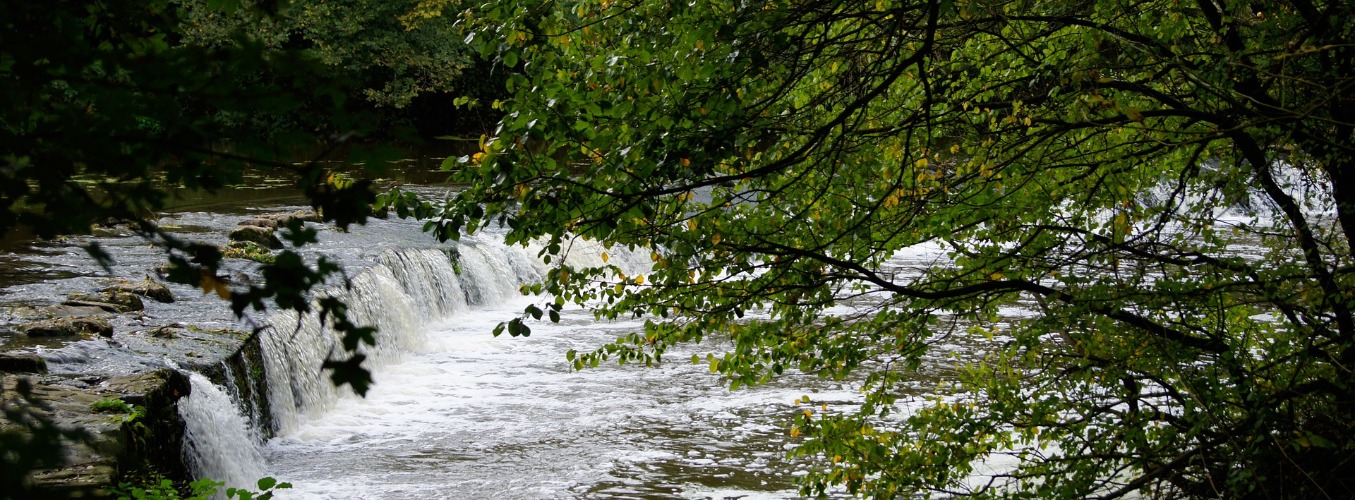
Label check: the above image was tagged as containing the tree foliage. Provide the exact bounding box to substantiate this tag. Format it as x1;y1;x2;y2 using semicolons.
408;0;1355;496
1;0;387;391
175;0;472;109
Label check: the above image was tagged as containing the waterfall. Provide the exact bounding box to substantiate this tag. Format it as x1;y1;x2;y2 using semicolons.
258;241;548;435
174;234;653;489
180;372;267;492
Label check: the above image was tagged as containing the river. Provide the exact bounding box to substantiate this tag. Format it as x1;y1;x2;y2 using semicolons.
2;190;999;499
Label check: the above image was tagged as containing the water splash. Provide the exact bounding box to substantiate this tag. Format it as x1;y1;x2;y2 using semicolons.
180;371;266;492
258;242;552;435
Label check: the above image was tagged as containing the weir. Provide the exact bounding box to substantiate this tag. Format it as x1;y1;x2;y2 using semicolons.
2;204;846;497
180;237;650;492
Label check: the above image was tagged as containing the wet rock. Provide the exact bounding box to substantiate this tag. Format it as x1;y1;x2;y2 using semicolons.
59;300;122;314
102;278;174;304
143;325;185;339
2;375;124;498
21;317;114;338
103;369;191;407
271;209;322;227
27;464;118;498
221;240;276;264
3;369;192;498
63;289;144;313
41;304;114;318
102;290;145;312
237;217;279;230
0;353;48;373
229;225;283;249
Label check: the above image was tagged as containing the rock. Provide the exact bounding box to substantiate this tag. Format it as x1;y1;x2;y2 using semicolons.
102;278;174;304
229;225;283;249
0;353;48;373
3;369;193;498
222;240;276;264
42;304;115;318
2;375;124;498
60;300;128;315
27;464;118;498
237;217;279;230
272;210;322;227
144;325;185;339
74;290;147;311
103;369;191;406
100;290;145;312
21;317;114;338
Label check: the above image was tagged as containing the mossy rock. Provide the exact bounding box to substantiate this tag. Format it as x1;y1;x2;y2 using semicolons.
21;317;114;338
222;241;277;264
101;278;175;304
65;291;144;313
100;290;145;312
228;225;283;249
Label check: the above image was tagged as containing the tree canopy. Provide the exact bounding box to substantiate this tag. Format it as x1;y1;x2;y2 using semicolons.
175;0;472;109
401;0;1355;496
0;0;408;398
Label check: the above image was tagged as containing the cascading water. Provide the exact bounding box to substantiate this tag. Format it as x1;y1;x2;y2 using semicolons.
257;240;551;437
166;230;888;499
180;371;267;491
0;203;985;497
163;215;987;499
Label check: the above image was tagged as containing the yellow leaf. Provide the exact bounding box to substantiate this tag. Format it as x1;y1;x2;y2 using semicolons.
199;273;230;299
789;426;801;437
712;233;721;245
635;275;645;285
601;252;610;263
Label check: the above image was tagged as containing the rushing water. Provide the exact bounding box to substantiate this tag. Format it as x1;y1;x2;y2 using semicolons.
0;201;981;499
233;237;874;499
2;159;1334;498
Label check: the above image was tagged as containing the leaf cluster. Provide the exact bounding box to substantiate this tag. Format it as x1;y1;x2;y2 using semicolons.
416;0;1355;497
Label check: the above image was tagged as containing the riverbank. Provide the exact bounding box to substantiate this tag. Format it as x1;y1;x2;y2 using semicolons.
0;210;327;498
